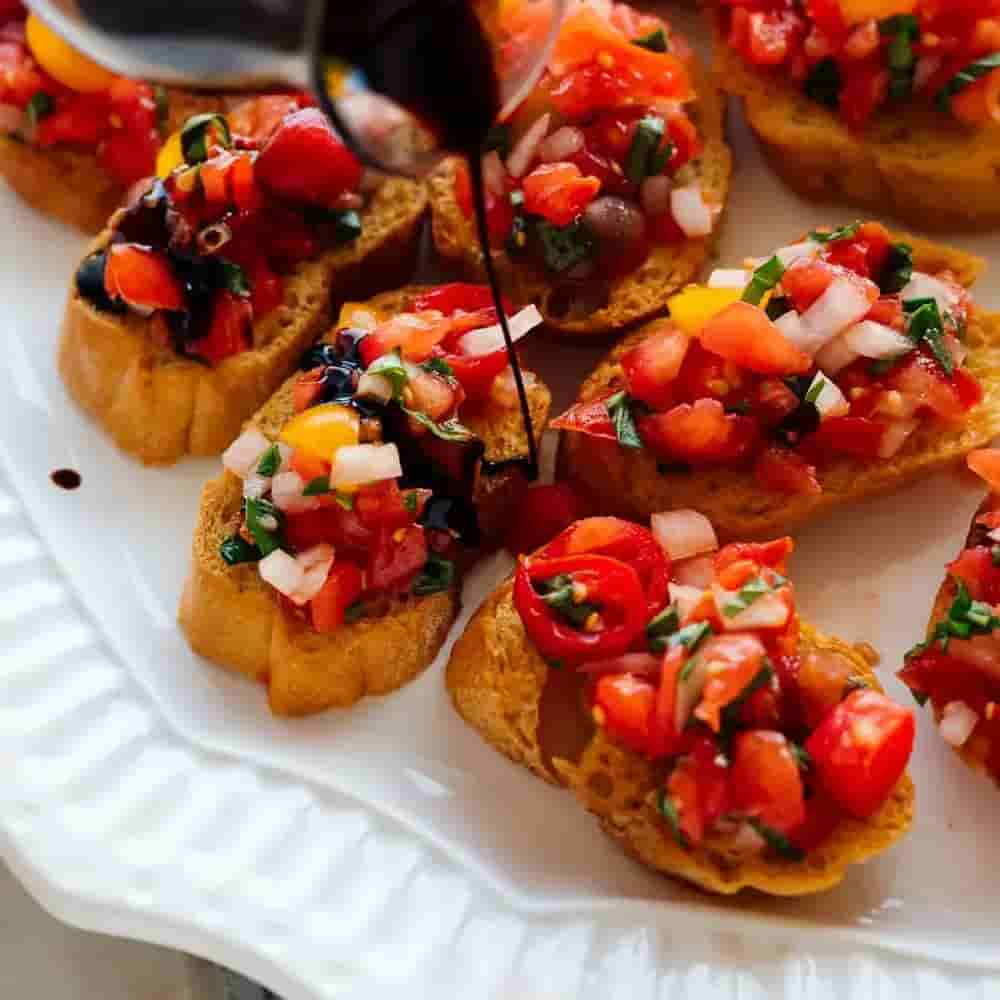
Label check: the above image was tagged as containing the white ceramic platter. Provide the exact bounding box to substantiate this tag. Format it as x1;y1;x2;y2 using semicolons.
4;8;1000;997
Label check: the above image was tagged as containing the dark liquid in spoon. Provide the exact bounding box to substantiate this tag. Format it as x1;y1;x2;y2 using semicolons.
319;0;539;480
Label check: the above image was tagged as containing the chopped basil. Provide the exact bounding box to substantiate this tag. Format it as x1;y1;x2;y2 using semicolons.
881;14;919;100
219;533;261;565
535;573;600;630
879;242;913;294
256;443;281;477
632;27;668;52
748;818;804;861
368;349;410;400
722;575;784;618
908;686;929;707
153;84;169;133
791;744;812;771
403;409;477;443
936;52;1000;111
303;475;331;496
220;259;250;297
180;112;232;164
742;255;785;306
765;294;793;321
803;57;841;109
905;298;952;375
244;497;284;557
330;208;362;245
669;621;713;653
647;604;680;653
655;789;688;847
718;663;774;747
605;391;643;449
624;115;671;183
344;600;366;624
483;122;512;158
808;222;860;244
403;491;419;513
804;375;827;405
422;356;454;378
25;91;54;127
333;492;354;511
908;578;1000;655
413;553;455;596
536;218;595;273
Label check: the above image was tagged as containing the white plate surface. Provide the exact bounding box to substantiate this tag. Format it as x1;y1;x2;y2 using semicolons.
3;10;1000;997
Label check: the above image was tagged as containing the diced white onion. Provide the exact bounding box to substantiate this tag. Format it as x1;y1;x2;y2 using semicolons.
482;150;509;196
356;371;394;404
506;112;551;178
330;443;402;488
806;372;849;420
939;700;979;748
271;470;320;513
814;333;861;375
988;526;1000;543
242;474;270;501
651;509;718;561
797;277;873;354
639;174;672;217
670;184;713;238
538;125;584;163
222;428;271;478
674;655;711;733
457;304;544;356
0;103;23;133
877;419;919;459
713;586;790;631
671;554;716;589
490;366;538;409
668;582;704;621
289;544;335;606
773;310;812;354
843;320;914;361
900;272;962;318
774;240;820;268
258;549;304;599
708;269;751;289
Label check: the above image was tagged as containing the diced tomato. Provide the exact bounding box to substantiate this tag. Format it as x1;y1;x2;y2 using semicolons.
738;681;785;729
665;110;703;172
354;480;419;533
550;397;617;441
522;161;601;227
694;634;768;732
754;447;822;495
407;369;462;422
729;730;806;834
413;283;511;316
621;322;690;411
826;221;891;280
505;483;591;557
947;545;1000;604
866;296;904;329
716;537;794;574
796;648;857;730
594;673;656;756
954;367;983;410
788;788;842;851
898;647;998;717
104;244;185;312
229;153;261;213
35;92;106;148
743;10;801;65
367;524;428;593
698;302;812;376
309;562;364;632
806;690;914;820
188;292;252;364
452;159;513;245
99;79;159;186
647;645;686;759
285;504;373;557
437;348;510;401
664;736;729;846
638;399;758;464
781;259;834;313
359;313;451;366
968;448;1000;493
887;352;972;424
839;60;889;132
807;415;885;460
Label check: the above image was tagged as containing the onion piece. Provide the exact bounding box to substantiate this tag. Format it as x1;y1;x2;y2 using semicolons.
457;304;544;356
222;428;271;478
988;526;1000;543
271;470;320;513
843;320;914;361
900;272;962;318
258;549;304;599
726;821;767;855
506;112;550;178
713;586;790;630
330;443;402;488
806;372;849;420
814;334;861;375
877;419;919;459
774;240;820;268
356;371;394;404
797;277;874;354
651;509;718;561
242;474;269;501
289;544;335;606
577;652;661;678
773;310;812;354
672;554;716;589
668;583;704;620
708;269;751;289
939;700;979;747
539;125;584;163
670;185;713;238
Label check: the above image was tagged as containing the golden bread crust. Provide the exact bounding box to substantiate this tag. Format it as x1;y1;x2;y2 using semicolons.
558;233;1000;540
58;177;427;465
427;55;731;336
447;580;914;895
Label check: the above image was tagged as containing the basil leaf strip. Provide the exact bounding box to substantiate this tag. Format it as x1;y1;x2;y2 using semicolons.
219;534;261;566
633;27;668;52
219;259;250;297
26;91;54;127
368;349;410;400
647;604;680;652
742;255;785;305
880;241;913;294
905;298;953;375
748;818;804;861
413;553;456;596
655;789;689;847
723;575;781;618
808;222;860;244
669;621;713;652
605;391;643;449
907;578;1000;656
403;409;478;443
256;443;281;477
244;497;284;557
625;115;671;183
936;52;1000;110
180;112;232;164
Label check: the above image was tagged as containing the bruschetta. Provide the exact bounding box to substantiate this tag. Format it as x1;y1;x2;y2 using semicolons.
900;449;1000;781
179;284;551;717
448;513;914;895
555;223;1000;540
59;100;427;465
428;0;731;336
710;1;1000;230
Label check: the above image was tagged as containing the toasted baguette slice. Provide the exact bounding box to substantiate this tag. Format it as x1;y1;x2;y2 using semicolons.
709;10;1000;231
180;286;551;717
59;177;427;465
0;90;236;234
558;233;1000;541
427;55;731;337
448;579;914;896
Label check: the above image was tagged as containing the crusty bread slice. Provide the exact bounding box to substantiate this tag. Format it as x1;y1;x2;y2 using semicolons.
427;55;731;337
179;286;551;717
59;177;427;465
708;9;1000;231
447;578;914;896
0;90;240;234
558;233;1000;541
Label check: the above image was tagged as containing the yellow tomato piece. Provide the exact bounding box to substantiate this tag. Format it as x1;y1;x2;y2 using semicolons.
25;14;116;94
155;130;184;178
838;0;916;25
279;403;360;462
337;302;386;330
667;286;743;336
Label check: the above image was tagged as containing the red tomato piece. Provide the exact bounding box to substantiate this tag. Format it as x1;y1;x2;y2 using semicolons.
810;416;885;459
522;161;601;227
35;92;106;149
413;283;510;316
505;483;591;558
550;397;618;441
188;291;252;364
638;399;756;464
968;449;1000;493
806;690;915;820
887;352;972;424
839;60;889;132
310;562;364;633
947;545;1000;604
699;302;812;376
825;221;891;280
407;369;462;422
621;321;690;411
104;243;185;312
754;447;822;495
781;259;834;313
359;313;450;366
367;524;428;594
729;730;806;834
694;634;768;733
285;504;373;557
716;537;794;574
788;788;842;851
594;673;656;756
648;645;685;759
664;735;730;845
354;480;419;533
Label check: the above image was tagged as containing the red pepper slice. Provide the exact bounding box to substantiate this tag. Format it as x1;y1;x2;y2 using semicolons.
514;553;647;663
